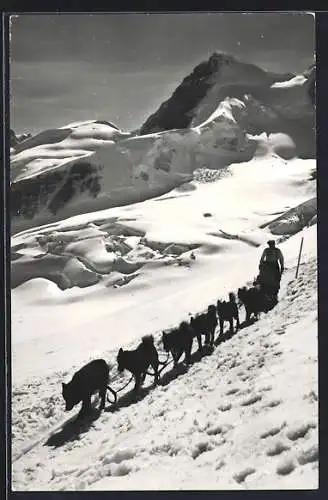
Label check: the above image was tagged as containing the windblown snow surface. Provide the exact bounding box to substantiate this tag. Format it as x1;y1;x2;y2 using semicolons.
11;147;317;490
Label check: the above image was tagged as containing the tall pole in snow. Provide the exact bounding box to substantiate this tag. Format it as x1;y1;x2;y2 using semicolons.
295;235;304;279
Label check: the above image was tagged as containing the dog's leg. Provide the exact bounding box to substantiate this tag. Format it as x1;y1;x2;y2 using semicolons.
236;311;240;330
140;371;146;385
80;395;92;416
209;326;213;345
197;334;202;351
229;318;233;335
172;350;179;368
154;365;159;384
219;318;224;336
185;340;192;365
134;373;141;393
99;386;106;410
151;359;159;384
211;326;215;346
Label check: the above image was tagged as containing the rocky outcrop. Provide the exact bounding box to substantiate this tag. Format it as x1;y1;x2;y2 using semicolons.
10;129;32;148
262;197;317;236
139;53;315;158
140;53;277;134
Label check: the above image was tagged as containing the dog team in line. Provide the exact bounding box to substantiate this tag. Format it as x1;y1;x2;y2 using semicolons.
62;240;284;415
62;239;285;417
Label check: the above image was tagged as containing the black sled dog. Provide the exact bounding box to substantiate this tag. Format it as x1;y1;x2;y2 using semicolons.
237;285;268;323
62;359;116;416
205;304;218;346
117;335;159;393
190;313;208;350
162;321;194;367
217;292;240;337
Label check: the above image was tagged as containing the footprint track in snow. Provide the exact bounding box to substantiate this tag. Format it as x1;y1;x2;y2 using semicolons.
219;402;232;412
274;327;286;336
240;393;262;407
191;440;216;459
276;457;297;476
303;390;318;403
285;422;317;442
260;422;286;439
100;449;135;466
263;399;282;409
206;425;223;436
215;459;226;471
258;385;273;393
226;387;240;396
234;467;256;484
297;444;318;465
266;440;290;456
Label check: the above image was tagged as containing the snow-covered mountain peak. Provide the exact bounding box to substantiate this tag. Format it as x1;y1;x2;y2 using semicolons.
10;53;315;235
139;53;314;160
139;53;300;135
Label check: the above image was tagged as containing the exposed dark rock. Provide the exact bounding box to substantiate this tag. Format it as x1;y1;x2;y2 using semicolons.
139;52;297;135
10;129;32;148
139;53;315;158
305;64;316;106
11;161;103;220
260;197;317;235
10;129;18;147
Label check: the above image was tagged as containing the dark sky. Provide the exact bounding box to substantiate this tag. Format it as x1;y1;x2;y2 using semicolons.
10;13;315;134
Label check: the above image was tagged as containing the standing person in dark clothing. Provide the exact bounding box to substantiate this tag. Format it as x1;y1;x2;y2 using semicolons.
259;240;285;299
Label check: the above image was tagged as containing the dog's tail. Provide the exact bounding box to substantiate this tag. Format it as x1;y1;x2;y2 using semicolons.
142;334;155;348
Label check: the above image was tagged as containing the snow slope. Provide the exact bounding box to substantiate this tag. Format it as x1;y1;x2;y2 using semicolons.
10;116;256;234
11;149;317;490
11;154;316;294
11;227;318;490
10;51;317;491
271;75;307;89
